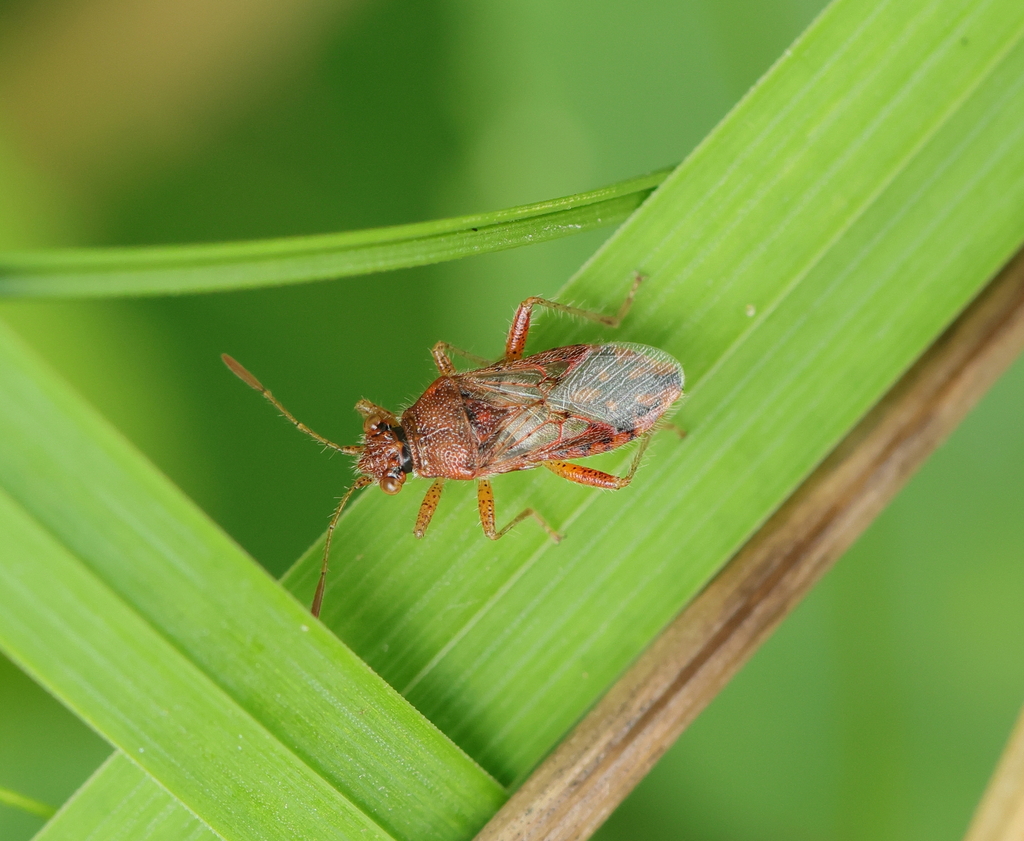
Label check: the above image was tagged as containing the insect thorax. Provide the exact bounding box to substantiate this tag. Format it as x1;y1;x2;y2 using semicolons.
402;377;478;479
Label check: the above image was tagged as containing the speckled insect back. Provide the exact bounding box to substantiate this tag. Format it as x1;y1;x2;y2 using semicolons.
223;273;684;618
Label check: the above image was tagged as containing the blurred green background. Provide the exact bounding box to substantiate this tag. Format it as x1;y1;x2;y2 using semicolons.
0;1;1021;839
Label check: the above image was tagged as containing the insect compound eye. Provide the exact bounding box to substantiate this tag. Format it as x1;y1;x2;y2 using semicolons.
380;475;403;495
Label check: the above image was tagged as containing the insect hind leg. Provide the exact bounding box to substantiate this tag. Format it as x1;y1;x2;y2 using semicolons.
477;479;562;543
544;434;652;489
504;272;645;360
655;419;687;439
431;342;491;375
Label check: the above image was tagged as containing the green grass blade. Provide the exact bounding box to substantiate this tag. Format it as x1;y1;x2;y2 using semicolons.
0;323;505;841
0;486;395;841
9;0;1024;837
0;170;668;298
34;754;212;841
281;0;1024;786
0;788;55;821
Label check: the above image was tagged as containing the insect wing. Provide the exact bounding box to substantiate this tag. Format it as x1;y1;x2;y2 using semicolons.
547;342;683;432
460;343;682;472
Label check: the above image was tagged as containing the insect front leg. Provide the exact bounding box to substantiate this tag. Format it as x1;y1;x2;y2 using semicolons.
431;342;491;375
504;271;645;360
477;478;562;543
544;434;652;489
414;478;446;538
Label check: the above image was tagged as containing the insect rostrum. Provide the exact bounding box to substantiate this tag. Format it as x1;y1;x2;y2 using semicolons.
223;274;684;618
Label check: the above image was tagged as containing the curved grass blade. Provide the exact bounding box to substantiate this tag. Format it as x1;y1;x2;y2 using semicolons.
0;170;669;299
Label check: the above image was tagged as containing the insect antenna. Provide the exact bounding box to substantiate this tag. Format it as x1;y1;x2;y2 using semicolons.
221;354;362;455
313;475;373;618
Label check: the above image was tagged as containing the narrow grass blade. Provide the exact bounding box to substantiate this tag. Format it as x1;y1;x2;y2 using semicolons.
0;788;55;821
0;323;505;841
281;0;1024;786
34;754;212;841
0;170;668;298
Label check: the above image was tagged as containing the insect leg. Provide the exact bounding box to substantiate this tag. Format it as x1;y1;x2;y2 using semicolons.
477;478;562;543
414;478;446;538
655;419;687;439
222;354;362;455
431;342;491;375
312;475;373;618
544;434;652;489
504;272;645;360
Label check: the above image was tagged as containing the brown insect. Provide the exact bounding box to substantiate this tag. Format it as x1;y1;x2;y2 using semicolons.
223;274;684;617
